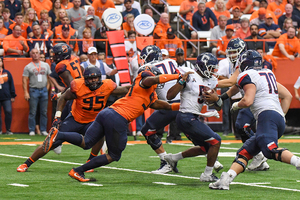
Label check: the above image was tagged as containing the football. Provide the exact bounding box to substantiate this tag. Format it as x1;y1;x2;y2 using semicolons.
202;86;214;94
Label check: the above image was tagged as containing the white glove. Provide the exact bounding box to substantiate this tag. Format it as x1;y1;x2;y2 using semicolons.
199;110;220;118
230;102;241;113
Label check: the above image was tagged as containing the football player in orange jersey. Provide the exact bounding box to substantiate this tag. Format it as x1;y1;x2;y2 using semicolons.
42;64;192;182
16;66;130;173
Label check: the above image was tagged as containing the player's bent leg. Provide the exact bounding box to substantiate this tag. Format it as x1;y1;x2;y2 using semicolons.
85;138;105;173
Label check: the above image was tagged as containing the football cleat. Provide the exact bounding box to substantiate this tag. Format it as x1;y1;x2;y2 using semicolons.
164;154;179;173
53;145;62;155
151;160;172;174
85;160;94;173
68;168;96;182
214;160;224;173
200;173;219;182
209;172;230;190
247;152;267;170
42;127;58;153
17;164;28;172
247;162;269;171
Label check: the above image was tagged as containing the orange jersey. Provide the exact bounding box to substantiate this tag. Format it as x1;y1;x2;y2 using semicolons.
71;78;117;123
53;24;76;39
9;22;31;39
235;27;251;39
179;0;198;22
153;20;171;39
217;35;237;54
55;55;83;86
30;0;52;19
61;2;73;10
267;2;286;19
159;36;183;57
272;33;300;57
250;10;278;24
213;10;231;23
111;71;158;122
92;0;115;20
206;1;215;10
3;34;29;56
167;0;183;6
0;27;8;43
122;22;135;32
226;0;253;14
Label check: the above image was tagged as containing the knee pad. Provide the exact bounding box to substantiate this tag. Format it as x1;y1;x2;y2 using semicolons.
270;148;288;162
233;154;249;172
146;134;162;151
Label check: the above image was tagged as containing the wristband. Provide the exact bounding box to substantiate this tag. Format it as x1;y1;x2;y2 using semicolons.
171;103;180;111
214;97;223;107
220;92;229;100
178;79;185;85
55;111;62;118
57;92;62;99
51;87;55;92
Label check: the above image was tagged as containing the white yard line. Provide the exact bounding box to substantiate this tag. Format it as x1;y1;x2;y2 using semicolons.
1;153;300;192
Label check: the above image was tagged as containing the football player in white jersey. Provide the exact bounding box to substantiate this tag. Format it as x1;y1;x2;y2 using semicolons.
164;53;222;182
209;50;300;190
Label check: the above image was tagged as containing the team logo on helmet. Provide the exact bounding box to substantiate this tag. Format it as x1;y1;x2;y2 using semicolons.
61;45;68;53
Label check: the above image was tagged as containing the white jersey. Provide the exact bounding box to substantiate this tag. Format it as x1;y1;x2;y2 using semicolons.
237;68;284;120
143;59;180;101
178;67;218;115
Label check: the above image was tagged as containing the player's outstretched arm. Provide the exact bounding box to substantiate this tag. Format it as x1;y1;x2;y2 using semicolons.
277;82;292;115
142;73;179;88
150;99;180;111
166;71;194;100
111;86;131;95
217;69;239;88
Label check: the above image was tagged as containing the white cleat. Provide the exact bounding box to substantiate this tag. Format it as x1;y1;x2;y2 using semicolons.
200;173;219;182
151;160;172;174
247;162;269;171
53;145;62;155
209;172;230;190
214;160;223;173
247;152;267;170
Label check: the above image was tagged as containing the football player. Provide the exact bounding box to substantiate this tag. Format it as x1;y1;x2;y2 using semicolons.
164;53;222;182
41;64;184;182
17;66;130;172
209;50;300;190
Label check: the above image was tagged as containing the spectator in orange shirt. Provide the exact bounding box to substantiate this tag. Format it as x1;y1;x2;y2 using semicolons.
213;0;231;23
78;28;96;56
226;0;253;14
227;6;242;30
53;16;77;39
272;26;300;59
92;0;116;20
30;0;53;19
235;18;251;39
267;0;286;19
179;0;198;22
159;27;183;58
24;8;39;28
121;13;135;38
153;12;171;39
206;0;216;10
61;0;73;10
39;9;52;29
40;20;53;39
54;9;70;28
0;18;8;56
3;24;29;57
216;24;237;57
55;24;78;54
8;12;33;38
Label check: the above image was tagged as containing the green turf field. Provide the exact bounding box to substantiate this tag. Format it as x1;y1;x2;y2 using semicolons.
1;134;300;200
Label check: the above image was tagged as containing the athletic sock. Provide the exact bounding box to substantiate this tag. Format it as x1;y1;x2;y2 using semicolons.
173;152;183;161
87;152;98;161
204;166;213;175
227;169;237;183
57;131;83;146
77;154;109;172
158;152;167;160
290;155;299;166
24;157;35;167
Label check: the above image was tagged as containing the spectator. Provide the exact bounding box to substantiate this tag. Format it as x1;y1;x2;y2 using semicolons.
28;23;52;58
0;57;16;135
31;0;52;19
39;10;52;29
159;27;183;58
189;2;218;57
250;2;278;24
125;30;138;81
226;0;253;14
258;13;281;48
206;0;216;10
267;0;286;19
78;15;96;39
256;47;273;70
49;0;62;28
278;3;300;30
92;0;116;20
213;0;230;23
81;46;117;80
143;5;158;23
40;20;54;39
215;24;236;57
94;26;112;57
179;0;198;23
0;18;8;56
121;14;135;38
3;25;29;57
67;0;87;30
8;12;33;38
293;0;300;16
282;18;294;34
21;0;31;16
2;9;14;29
53;16;76;39
122;0;140;22
235;17;250;39
153;12;171;39
22;48;51;136
24;8;39;28
0;2;4;18
78;28;96;55
54;9;73;28
4;0;21;20
61;0;73;10
123;0;141;14
245;24;269;52
272;26;300;60
86;5;102;30
175;48;194;69
209;15;227;54
227;6;241;30
80;54;88;63
250;7;267;25
161;49;169;60
54;24;78;54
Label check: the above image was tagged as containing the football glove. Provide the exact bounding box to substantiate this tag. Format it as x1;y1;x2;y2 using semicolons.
230;102;241;113
52;117;62;129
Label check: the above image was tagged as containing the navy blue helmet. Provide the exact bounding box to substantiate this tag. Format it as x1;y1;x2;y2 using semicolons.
140;45;162;64
53;43;72;64
239;50;262;72
83;65;102;91
226;38;247;63
138;65;162;76
195;53;218;79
